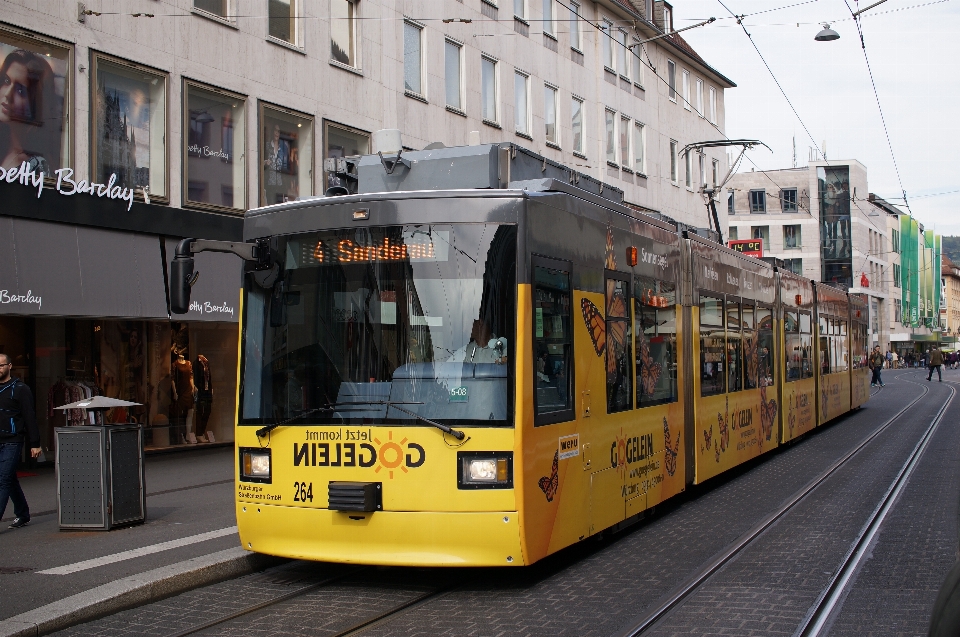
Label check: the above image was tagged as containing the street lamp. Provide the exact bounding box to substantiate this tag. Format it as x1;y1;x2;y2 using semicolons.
814;23;840;41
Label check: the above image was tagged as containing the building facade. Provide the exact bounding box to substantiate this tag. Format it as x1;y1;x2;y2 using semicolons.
0;0;734;457
726;160;891;348
940;256;960;339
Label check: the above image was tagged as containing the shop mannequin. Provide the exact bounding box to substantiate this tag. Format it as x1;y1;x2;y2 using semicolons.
172;354;196;444
193;354;214;443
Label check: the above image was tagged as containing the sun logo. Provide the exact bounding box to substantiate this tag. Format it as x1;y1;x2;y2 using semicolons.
373;431;425;479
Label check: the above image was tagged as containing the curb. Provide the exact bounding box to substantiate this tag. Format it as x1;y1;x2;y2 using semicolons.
0;547;284;637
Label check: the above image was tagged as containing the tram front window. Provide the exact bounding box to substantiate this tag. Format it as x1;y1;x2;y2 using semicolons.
239;224;517;427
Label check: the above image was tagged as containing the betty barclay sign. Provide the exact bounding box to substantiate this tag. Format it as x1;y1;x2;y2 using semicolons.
0;161;142;211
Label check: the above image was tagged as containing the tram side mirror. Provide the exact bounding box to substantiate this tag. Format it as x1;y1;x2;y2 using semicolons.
170;255;197;314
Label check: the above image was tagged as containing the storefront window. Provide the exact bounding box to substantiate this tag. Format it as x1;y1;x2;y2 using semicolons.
260;104;313;206
1;317;238;457
184;81;246;211
0;27;71;172
323;120;369;192
93;55;167;201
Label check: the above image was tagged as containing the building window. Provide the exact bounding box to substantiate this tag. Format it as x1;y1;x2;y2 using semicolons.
605;109;617;164
684;151;692;188
268;0;298;45
894;263;901;288
514;71;530;135
781;188;798;212
699;154;706;187
571;97;583;154
751;225;770;247
631;43;643;86
682;70;690;110
633;122;645;174
784;224;801;249
514;0;526;20
783;258;802;275
749;189;766;213
696;79;703;116
92;55;167;202
663;4;673;31
729;226;738;240
619;116;631;167
728;189;735;214
542;0;554;35
544;84;558;145
330;0;358;67
892;228;900;253
323;120;369;192
617;30;628;79
194;0;228;18
669;140;678;183
894;299;902;324
0;28;71;172
602;20;614;71
444;40;463;110
712;159;719;187
260;104;313;206
667;60;676;101
482;56;498;123
708;86;717;124
569;1;581;50
184;81;246;211
403;21;424;97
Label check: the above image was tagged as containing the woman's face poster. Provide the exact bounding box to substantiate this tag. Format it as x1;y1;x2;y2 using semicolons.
0;33;69;171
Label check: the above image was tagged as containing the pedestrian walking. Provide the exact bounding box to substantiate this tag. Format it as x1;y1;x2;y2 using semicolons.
885;350;893;368
870;346;886;387
891;350;899;369
0;353;39;529
927;346;944;382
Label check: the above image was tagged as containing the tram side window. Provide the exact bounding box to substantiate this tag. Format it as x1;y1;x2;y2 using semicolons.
636;275;678;407
799;311;813;379
534;262;573;423
727;298;743;392
606;275;633;413
700;295;725;397
819;315;831;375
756;305;773;387
837;320;849;372
742;302;757;389
785;310;801;382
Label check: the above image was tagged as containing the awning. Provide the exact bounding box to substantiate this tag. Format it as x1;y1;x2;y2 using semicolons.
0;217;168;318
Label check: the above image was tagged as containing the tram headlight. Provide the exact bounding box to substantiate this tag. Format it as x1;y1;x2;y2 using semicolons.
458;452;513;489
239;448;272;483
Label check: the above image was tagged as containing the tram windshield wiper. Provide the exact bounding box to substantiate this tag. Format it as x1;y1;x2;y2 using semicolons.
255;400;464;441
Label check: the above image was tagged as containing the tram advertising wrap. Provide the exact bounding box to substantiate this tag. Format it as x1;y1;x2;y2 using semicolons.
208;144;871;567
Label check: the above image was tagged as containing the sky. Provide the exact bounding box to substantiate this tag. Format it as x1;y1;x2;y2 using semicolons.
674;0;960;235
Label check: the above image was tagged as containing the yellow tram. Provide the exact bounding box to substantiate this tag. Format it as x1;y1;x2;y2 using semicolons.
170;143;870;567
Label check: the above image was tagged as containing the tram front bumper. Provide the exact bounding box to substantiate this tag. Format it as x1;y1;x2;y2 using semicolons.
237;504;524;567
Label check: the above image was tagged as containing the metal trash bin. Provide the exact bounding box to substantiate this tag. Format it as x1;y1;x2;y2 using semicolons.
55;424;146;531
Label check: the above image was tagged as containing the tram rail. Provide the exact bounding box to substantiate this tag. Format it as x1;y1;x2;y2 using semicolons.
163;566;461;637
614;370;949;637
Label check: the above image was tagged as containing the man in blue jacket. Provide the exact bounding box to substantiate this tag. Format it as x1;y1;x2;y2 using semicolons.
0;353;40;529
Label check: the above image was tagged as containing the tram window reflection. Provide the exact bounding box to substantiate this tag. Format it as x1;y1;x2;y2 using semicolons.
726;299;743;392
606;276;632;413
837;319;849;372
756;305;773;387
799;311;813;379
785;310;801;382
819;316;831;375
533;262;573;421
742;302;758;389
699;294;725;397
636;276;678;407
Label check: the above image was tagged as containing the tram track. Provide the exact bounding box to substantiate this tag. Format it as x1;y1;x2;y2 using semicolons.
162;564;462;637
614;370;950;637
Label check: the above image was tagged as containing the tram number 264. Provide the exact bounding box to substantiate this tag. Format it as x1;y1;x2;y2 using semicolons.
294;481;314;503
